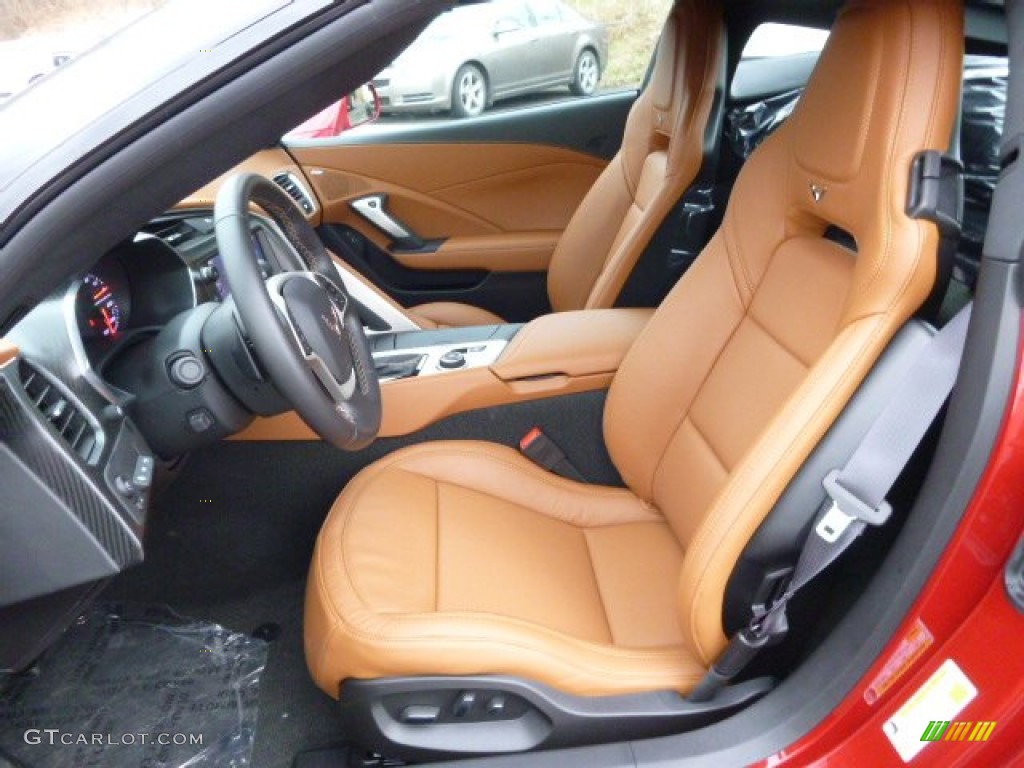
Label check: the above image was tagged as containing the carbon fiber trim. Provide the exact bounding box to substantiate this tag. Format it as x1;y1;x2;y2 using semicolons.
0;374;141;568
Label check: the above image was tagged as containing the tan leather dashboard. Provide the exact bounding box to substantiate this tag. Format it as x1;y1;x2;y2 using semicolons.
176;148;322;226
234;308;652;441
0;339;17;366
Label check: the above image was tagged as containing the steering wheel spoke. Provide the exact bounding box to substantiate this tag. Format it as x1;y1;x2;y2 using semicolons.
265;272;358;408
214;173;381;450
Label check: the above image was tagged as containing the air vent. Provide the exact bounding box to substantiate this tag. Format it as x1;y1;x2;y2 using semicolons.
149;218;199;246
19;360;100;464
272;172;316;215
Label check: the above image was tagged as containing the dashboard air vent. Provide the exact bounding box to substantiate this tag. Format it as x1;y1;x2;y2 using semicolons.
272;172;316;215
149;218;200;246
19;360;100;463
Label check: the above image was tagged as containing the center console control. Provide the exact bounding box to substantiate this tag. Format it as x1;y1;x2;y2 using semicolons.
373;340;508;382
369;323;522;383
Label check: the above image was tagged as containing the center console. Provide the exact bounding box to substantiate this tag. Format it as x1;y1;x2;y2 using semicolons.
236;308;654;440
370;323;521;382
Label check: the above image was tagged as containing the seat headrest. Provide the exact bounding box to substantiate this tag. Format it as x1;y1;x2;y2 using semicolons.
644;0;723;145
728;0;963;325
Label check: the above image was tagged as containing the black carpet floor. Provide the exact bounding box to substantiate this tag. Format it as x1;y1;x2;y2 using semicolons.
104;444;355;768
106;577;346;768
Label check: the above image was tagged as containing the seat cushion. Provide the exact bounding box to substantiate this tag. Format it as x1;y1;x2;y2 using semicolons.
305;441;706;698
407;302;506;329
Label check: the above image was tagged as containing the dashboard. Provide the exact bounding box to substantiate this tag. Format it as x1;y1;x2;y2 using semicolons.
0;151;343;673
68;214;284;380
0;204;299;626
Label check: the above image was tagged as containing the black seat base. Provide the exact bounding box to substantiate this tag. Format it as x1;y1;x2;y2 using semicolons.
336;674;773;762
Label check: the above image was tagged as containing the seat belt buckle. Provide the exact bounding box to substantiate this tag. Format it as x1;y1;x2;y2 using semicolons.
519;428;585;482
819;469;893;543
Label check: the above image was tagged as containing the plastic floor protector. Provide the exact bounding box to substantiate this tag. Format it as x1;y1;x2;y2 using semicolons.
0;604;268;768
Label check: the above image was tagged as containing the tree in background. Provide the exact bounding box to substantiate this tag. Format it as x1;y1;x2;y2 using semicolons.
565;0;671;88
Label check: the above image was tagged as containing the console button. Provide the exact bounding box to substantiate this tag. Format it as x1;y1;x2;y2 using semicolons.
399;705;440;724
452;691;476;718
133;455;155;489
113;475;136;498
485;695;506;718
439;350;466;369
168;354;205;389
187;408;215;433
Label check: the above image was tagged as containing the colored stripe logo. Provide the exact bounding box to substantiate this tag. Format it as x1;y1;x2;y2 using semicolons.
920;720;997;742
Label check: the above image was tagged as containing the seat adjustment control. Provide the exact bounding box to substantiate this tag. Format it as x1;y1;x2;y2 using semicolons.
485;695;506;717
452;691;476;718
399;705;440;724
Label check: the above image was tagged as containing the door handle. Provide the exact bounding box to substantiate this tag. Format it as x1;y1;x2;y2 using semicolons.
350;194;426;250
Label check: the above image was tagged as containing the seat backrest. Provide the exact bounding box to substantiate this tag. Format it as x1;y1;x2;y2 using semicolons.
545;0;724;314
603;0;962;666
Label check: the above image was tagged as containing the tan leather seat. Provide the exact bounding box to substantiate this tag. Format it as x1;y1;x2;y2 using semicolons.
306;0;963;699
406;0;725;329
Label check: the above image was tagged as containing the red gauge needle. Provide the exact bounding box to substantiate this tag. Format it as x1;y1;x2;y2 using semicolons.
100;306;117;335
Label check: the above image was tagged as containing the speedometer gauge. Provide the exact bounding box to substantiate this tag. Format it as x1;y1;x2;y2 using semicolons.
81;273;123;338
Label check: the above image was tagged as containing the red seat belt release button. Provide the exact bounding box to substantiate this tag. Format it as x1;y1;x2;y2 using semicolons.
518;427;585;482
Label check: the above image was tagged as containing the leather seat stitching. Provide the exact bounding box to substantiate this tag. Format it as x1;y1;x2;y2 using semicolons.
650;306;745;497
684;415;730;474
434;477;441;612
581;529;616;645
337;609;697;665
686;311;897;661
331;444;657;613
745;311;814;369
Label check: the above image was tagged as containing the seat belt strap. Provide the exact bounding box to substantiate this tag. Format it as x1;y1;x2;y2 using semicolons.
690;304;972;702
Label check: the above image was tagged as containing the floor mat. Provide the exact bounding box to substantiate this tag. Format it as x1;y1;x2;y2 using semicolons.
105;577;348;768
0;605;268;768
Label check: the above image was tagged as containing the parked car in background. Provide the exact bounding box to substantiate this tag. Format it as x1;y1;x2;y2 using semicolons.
373;0;608;118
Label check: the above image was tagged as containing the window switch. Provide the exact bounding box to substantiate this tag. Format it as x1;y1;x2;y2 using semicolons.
399;705;440;724
452;691;476;718
485;695;506;717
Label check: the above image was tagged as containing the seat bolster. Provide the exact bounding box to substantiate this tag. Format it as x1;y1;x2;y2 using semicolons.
407;302;506;329
306;576;704;698
305;441;706;699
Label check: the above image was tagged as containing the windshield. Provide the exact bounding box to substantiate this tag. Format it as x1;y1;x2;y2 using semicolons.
0;1;169;104
0;0;292;229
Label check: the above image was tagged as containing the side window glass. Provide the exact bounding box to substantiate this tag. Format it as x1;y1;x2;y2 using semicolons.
284;0;673;133
530;0;562;25
740;22;829;59
960;55;1008;284
727;23;829;158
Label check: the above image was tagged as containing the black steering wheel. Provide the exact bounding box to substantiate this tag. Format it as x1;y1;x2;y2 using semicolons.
213;172;380;450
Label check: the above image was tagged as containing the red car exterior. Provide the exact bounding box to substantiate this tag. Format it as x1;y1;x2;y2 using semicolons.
760;318;1024;766
286;85;381;139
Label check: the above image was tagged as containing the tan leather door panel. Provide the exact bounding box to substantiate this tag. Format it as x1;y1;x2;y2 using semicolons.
392;231;561;273
290;143;606;265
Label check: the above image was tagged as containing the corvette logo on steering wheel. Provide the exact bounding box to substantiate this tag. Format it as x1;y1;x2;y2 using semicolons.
322;302;345;339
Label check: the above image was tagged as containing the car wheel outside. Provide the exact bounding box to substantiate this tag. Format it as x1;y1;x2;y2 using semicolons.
570;49;600;96
451;63;488;118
